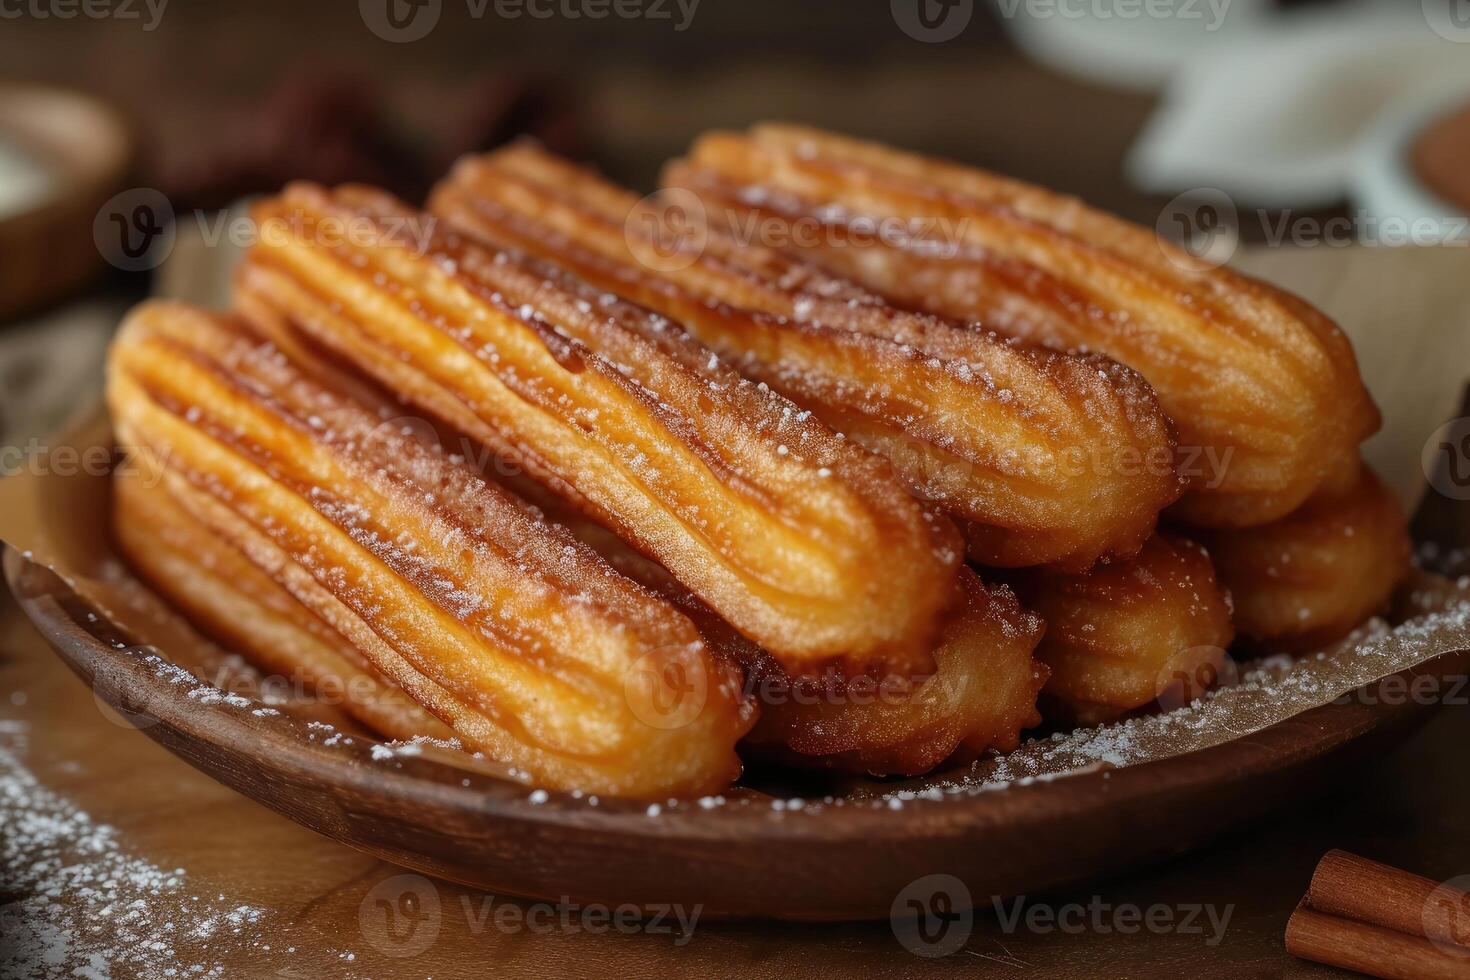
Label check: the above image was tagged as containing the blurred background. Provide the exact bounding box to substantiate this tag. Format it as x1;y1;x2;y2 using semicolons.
0;0;1467;440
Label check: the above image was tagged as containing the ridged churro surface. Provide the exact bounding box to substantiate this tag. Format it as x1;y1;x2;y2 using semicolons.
1010;534;1236;726
109;301;751;798
502;473;1048;775
1199;463;1410;651
237;183;961;674
116;468;450;742
667;124;1380;528
431;145;1182;572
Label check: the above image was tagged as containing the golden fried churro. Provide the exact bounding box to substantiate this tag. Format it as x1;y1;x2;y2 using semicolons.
741;570;1047;775
109;300;752;798
116;467;450;742
239;288;1040;778
666;124;1380;528
1009;534;1236;726
236;183;961;674
429;145;1182;572
500;472;1047;774
1198;463;1410;651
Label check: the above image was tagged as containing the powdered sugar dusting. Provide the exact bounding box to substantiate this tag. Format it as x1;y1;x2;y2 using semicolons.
0;734;272;978
879;580;1470;804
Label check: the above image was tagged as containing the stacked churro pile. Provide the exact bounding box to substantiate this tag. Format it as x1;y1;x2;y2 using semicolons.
107;126;1410;799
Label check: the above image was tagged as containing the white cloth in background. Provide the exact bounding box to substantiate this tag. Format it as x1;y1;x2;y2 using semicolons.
1127;5;1470;208
998;0;1470;209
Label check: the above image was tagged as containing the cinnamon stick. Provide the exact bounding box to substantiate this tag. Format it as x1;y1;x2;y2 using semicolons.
1309;849;1470;950
1286;905;1470;980
1285;850;1470;979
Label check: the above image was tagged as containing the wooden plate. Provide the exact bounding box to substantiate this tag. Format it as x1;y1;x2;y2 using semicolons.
4;405;1468;921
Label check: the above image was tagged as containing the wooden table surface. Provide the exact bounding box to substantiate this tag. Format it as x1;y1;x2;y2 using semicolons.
2;585;1468;978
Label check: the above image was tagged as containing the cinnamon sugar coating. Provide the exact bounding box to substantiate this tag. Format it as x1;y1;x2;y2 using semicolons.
432;144;1182;572
237;183;962;675
667;124;1380;529
1009;534;1236;726
109;301;751;798
1199;463;1410;651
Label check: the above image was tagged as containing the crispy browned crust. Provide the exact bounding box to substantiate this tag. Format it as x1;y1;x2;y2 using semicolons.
108;301;752;798
1010;534;1236;726
115;467;452;742
1198;462;1411;651
666;124;1381;529
740;570;1047;775
489;463;1047;776
242;276;1041;777
235;183;962;675
430;144;1183;573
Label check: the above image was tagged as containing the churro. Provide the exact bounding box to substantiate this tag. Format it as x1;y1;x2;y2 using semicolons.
430;145;1182;571
740;570;1047;775
1199;463;1410;651
109;301;751;798
236;183;961;674
116;466;450;742
1009;534;1236;726
666;124;1380;528
501;471;1048;775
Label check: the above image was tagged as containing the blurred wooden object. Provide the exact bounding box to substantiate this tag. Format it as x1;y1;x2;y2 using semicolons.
0;85;132;321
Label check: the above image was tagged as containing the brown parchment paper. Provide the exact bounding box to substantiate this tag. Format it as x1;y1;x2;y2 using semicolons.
3;236;1470;796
